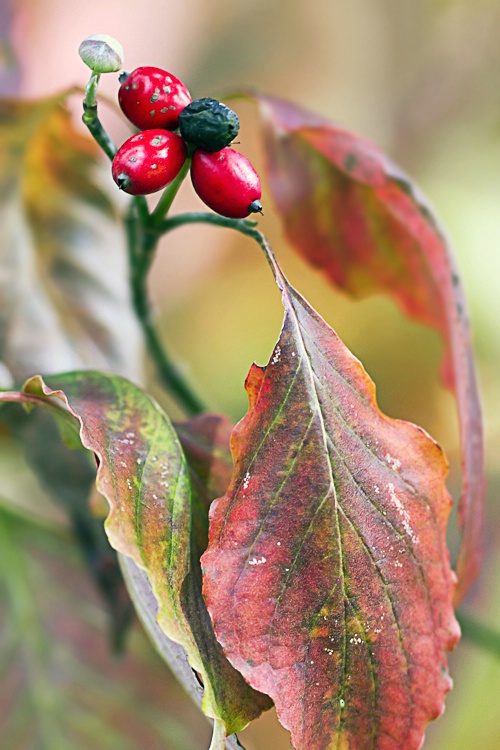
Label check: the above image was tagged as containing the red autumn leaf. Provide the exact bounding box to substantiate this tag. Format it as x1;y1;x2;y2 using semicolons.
245;92;484;602
176;414;234;518
202;244;460;750
176;413;234;554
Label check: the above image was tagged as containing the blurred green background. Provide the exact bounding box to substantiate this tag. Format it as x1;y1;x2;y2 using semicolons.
1;0;499;748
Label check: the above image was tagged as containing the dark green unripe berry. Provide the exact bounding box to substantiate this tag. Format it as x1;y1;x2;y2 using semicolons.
178;98;239;152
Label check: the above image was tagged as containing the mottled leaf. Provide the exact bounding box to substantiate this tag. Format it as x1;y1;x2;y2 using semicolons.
176;414;234;511
245;92;483;601
0;92;142;380
0;372;271;743
202;243;460;750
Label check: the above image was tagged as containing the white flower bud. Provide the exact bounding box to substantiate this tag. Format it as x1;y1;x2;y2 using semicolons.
79;34;124;73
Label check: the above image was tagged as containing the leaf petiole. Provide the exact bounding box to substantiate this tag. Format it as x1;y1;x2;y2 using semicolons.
0;390;75;426
149;157;192;228
160;212;278;278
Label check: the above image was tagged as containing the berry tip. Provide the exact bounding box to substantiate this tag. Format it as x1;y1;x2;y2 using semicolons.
248;200;263;216
116;174;130;191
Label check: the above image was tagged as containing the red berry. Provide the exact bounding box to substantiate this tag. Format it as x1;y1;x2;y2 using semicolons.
112;129;187;195
190;148;262;219
118;66;191;130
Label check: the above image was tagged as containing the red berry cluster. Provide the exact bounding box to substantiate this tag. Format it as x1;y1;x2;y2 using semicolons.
112;66;262;219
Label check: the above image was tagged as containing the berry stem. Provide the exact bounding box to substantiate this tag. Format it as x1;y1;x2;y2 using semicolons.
160;212;275;271
85;72;100;107
81;71;117;161
160;211;260;235
125;204;205;416
81;80;204;415
149;157;191;228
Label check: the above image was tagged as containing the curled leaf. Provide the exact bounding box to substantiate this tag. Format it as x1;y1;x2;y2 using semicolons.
0;372;271;744
245;92;484;601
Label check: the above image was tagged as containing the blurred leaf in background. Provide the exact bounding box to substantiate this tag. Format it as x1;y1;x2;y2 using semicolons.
0;86;145;646
0;92;141;381
1;1;500;748
0;503;212;750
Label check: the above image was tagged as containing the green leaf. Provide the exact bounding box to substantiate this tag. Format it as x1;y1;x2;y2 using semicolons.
0;372;271;743
202;244;460;750
0;91;142;380
245;92;484;602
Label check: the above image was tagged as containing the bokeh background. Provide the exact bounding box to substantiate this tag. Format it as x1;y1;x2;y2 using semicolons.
1;0;499;748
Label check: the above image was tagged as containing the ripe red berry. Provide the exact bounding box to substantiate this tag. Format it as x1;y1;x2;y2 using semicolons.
112;129;187;195
190;148;262;219
118;66;191;130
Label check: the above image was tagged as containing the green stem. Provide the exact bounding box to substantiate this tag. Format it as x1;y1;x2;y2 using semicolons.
160;212;278;278
161;212;259;235
134;195;151;225
457;611;500;659
85;72;100;107
82;103;117;161
125;205;205;416
81;71;117;161
80;75;203;415
85;71;101;107
149;157;191;228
